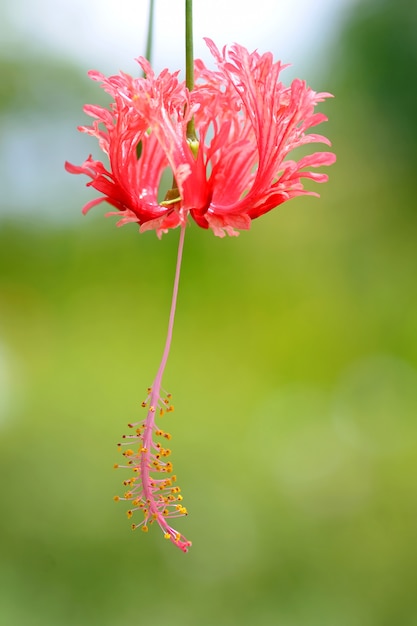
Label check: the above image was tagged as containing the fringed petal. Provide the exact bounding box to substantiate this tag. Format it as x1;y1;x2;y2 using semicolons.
67;40;335;236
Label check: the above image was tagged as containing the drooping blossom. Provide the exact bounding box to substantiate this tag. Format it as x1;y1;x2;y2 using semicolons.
66;40;335;552
65;39;335;238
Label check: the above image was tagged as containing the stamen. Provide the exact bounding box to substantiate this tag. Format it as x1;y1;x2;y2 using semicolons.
114;386;190;551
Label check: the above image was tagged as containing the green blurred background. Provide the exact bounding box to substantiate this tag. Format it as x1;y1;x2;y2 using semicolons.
1;0;417;624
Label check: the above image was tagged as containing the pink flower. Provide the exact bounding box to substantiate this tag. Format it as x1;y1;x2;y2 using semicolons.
66;40;336;552
65;39;335;238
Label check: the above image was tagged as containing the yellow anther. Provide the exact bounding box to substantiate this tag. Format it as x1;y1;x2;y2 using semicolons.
139;447;147;454
177;494;183;501
124;491;133;499
132;498;141;506
164;532;171;540
167;406;174;412
142;525;149;533
141;401;147;407
123;449;134;457
171;475;177;482
113;495;120;502
159;408;165;417
163;433;172;440
149;406;155;413
162;509;169;516
155;429;162;436
127;423;134;428
113;464;119;469
131;524;137;531
171;486;181;494
126;510;133;519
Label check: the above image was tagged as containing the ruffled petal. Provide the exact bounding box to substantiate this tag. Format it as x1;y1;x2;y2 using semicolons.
67;40;335;237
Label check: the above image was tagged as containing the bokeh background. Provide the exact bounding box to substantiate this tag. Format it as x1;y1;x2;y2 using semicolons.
1;0;417;624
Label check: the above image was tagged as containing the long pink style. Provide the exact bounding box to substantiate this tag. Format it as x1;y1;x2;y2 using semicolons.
115;224;191;552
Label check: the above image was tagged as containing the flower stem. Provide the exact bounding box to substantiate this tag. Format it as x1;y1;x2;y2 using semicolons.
185;0;194;92
145;0;155;63
185;0;197;142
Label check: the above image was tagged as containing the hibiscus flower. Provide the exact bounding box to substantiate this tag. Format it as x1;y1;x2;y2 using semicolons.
66;39;335;552
65;39;335;238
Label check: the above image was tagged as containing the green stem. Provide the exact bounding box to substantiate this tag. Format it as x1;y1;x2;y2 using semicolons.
138;0;155;155
185;0;194;92
185;0;197;142
145;0;155;63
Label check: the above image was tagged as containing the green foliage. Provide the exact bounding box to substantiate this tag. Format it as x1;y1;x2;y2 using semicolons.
1;184;417;625
330;0;417;164
0;55;106;116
